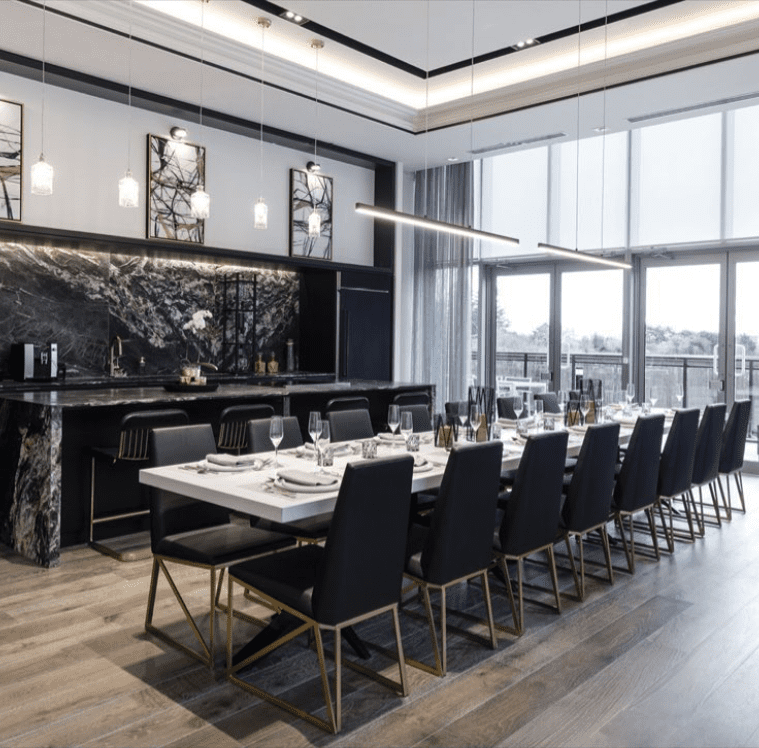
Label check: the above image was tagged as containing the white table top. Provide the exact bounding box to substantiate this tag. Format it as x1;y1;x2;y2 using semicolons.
139;425;633;524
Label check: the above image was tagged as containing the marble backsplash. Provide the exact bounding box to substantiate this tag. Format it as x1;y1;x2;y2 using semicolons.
0;241;300;379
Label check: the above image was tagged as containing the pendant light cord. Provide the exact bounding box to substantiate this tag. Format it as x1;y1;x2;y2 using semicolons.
199;0;205;132
575;0;582;253
314;43;319;164
259;21;265;191
423;0;429;217
600;0;608;252
40;0;47;156
470;0;475;158
127;0;133;171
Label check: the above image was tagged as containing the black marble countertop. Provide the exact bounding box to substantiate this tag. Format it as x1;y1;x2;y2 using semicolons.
0;380;431;408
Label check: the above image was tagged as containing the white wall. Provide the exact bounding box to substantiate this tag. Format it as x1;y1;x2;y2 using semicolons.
0;70;376;266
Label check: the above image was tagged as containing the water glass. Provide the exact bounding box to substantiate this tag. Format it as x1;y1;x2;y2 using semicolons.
308;411;321;460
387;404;400;436
406;433;420;452
269;415;284;467
533;399;544;431
316;421;330;472
362;439;378;459
400;411;414;448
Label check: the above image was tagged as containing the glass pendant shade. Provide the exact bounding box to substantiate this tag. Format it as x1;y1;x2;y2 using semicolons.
308;209;321;237
30;154;54;196
254;197;268;230
190;186;210;219
118;170;139;208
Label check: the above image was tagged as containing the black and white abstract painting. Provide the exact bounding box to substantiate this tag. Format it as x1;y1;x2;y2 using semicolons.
0;99;22;222
147;134;205;243
290;168;333;259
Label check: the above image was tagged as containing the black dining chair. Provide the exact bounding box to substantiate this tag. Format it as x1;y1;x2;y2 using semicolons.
226;455;415;734
327;408;374;442
399;403;433;433
717;400;752;518
689;403;727;529
218;404;275;453
492;430;569;636
610;414;666;574
657;408;700;546
245;416;303;453
89;408;189;561
534;392;561;414
558;422;620;600
325;396;371;413
403;441;503;676
144;424;295;669
497;396;524;420
393;392;430;407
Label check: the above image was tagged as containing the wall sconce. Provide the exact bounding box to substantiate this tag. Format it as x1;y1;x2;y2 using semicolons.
170;126;188;141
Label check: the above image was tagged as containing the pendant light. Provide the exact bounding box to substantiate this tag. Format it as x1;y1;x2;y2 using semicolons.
190;0;210;220
308;39;324;238
118;0;138;208
253;17;270;230
30;0;54;196
539;0;631;270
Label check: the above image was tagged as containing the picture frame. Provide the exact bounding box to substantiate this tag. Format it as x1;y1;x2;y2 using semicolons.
0;99;22;222
147;133;205;243
289;168;333;259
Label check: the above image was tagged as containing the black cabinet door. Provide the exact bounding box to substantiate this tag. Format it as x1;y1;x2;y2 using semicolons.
339;287;392;380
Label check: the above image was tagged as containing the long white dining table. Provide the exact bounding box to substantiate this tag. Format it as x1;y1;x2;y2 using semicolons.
138;417;643;523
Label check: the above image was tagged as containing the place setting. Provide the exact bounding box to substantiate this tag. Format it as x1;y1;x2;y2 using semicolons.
180;453;273;474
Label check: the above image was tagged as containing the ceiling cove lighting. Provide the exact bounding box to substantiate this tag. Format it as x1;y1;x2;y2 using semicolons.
190;0;210;220
253;17;270;231
118;0;138;208
30;0;53;196
355;204;519;248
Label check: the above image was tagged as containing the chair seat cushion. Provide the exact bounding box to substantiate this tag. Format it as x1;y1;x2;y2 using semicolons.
256;513;332;539
229;544;325;618
155;524;295;566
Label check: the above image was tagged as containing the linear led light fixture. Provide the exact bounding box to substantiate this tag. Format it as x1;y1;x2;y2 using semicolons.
538;242;632;270
355;203;519;247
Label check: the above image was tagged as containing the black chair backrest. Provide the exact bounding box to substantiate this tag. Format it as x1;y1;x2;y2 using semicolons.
613;414;665;512
534;392;561;414
420;441;503;585
117;409;189;461
246;417;303;454
469;386;496;421
312;455;414;626
563;423;620;532
218;404;275;451
719;400;752;474
325;396;371;413
327;408;374;442
499;431;569;557
691;403;726;486
497;396;523;420
399;404;432;433
148;424;229;550
658;408;699;498
444;401;466;424
393;392;429;407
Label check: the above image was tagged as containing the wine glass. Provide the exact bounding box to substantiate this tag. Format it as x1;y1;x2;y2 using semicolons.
388;404;400;437
557;390;566;416
308;411;321;460
675;383;684;407
269;415;284;467
533;399;544;432
626;383;635;406
513;394;524;422
400;411;413;450
469;402;481;440
649;387;658;409
317;421;330;472
579;394;590;425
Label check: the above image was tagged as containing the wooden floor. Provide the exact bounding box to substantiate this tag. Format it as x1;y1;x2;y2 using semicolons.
2;476;758;748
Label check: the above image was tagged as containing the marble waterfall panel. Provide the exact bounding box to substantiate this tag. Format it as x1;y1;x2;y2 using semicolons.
0;241;300;379
0;399;61;567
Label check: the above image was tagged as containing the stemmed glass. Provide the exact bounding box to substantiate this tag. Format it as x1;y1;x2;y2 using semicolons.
533;399;544;432
675;383;684;407
579;393;590;426
316;421;330;472
626;383;635;406
469;402;481;440
458;403;468;440
400;411;414;450
269;415;284;467
513;394;524;433
388;404;400;445
308;411;321;461
649;388;658;409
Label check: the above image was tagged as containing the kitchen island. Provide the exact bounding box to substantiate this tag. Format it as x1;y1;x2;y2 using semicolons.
0;380;433;566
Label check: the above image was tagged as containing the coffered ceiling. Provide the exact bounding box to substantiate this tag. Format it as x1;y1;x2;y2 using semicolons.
2;0;759;170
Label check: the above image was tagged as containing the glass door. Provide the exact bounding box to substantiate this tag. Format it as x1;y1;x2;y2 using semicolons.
493;272;551;398
642;257;726;410
730;254;759;468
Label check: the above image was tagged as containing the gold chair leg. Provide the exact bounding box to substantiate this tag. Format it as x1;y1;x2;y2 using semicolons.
564;534;582;600
546;545;562;614
439;586;448;676
646;507;661;560
333;628;342;734
391;606;409;697
600;524;614;587
480;571;498;650
515;558;525;635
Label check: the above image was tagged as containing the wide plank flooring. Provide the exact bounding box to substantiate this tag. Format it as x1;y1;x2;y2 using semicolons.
1;476;758;748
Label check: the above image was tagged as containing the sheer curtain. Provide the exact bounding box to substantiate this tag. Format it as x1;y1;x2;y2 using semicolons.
411;162;474;408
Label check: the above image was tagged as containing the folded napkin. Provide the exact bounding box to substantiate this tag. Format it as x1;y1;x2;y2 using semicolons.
276;469;339;487
303;442;353;456
377;432;406;442
498;417;535;427
206;453;261;467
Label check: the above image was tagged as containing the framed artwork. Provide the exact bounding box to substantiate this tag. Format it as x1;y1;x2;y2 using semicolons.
147;133;205;243
0;99;22;222
289;168;333;259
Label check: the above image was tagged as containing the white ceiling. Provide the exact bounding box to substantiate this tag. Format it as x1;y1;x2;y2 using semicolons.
2;0;759;171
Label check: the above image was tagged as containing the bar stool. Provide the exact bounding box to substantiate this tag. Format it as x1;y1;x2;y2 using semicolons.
89;408;188;561
217;404;274;453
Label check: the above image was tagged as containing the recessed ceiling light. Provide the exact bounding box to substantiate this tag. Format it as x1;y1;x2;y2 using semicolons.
280;8;309;25
512;38;540;51
593;126;609;133
447;157;460;162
